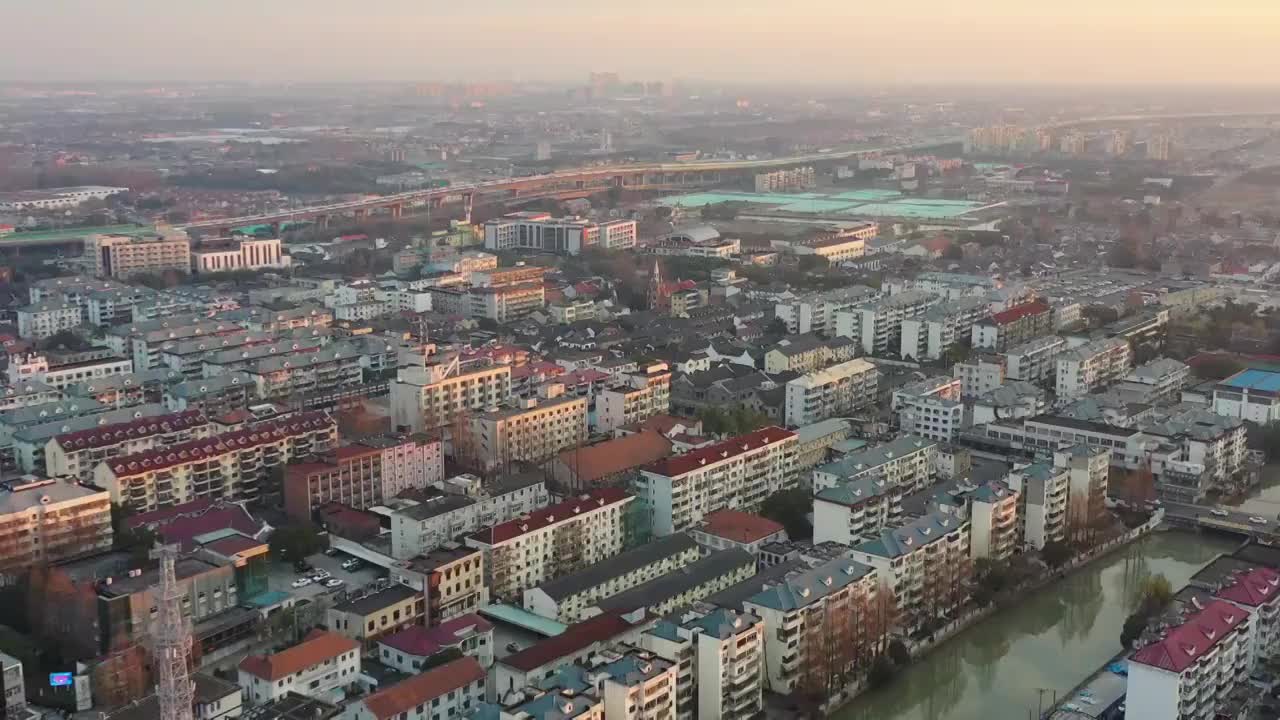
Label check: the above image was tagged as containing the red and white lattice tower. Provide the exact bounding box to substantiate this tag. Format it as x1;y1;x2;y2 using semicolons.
151;544;195;720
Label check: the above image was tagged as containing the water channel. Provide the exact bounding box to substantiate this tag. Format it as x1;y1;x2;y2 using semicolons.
833;530;1237;720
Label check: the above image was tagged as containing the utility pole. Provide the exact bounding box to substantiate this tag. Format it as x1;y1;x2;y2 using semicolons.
152;544;195;720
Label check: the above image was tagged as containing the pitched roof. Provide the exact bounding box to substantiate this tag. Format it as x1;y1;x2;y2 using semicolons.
556;431;673;486
697;509;785;544
642;427;796;478
988;298;1050;326
126;498;269;552
54;410;207;451
534;533;700;602
238;630;358;681
470;487;631;546
331;584;420;616
501;611;637;672
360;657;485;720
1216;567;1280;607
1131;599;1250;673
595;548;755;614
106;411;333;477
377;614;494;657
744;556;874;612
853;513;967;559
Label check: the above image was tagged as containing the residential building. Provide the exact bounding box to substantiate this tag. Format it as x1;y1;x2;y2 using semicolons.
1118;357;1190;404
0;652;25;720
483;212;636;255
742;557;879;696
953;356;1006;398
242;342;365;401
900;297;989;362
388;475;549;559
971;381;1049;426
390;358;512;432
892;376;965;442
754;166;815;192
0;381;62;414
377;614;495;673
1126;600;1252;720
792;418;854;471
191;237;289;274
1003;335;1067;384
1213;368;1280;424
97;556;241;656
550;430;673;492
774;286;879;335
90;231;192;280
523;533;702;624
783;358;878;427
0;185;126;211
939;480;1020;561
340;656;486;720
96;411;337;512
786;234;869;264
494;611;649;696
762;334;858;374
0;477;113;576
835;291;939;355
7;352;133;391
812;435;938;493
689;509;787;557
971;299;1052;351
63;367;184;408
327;585;426;651
106;316;244;370
164;373;256;417
16;301;81;340
589;548;756;619
468;283;545;323
812;477;905;546
637;427;798;536
238;630;361;705
469;389;588;472
389;545;489;625
1216;567;1280;665
284;434;444;522
640;605;764;720
45;409;212;482
848;513;972;633
1055;337;1133;399
465;487;632;601
1005;461;1069;550
9;403;176;475
595;363;672;434
1139;408;1248;504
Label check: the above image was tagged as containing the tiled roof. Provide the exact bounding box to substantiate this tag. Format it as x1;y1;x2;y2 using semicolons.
642;427;796;478
106;411;332;476
595;548;755;614
556;431;672;486
535;533;700;602
1216;567;1280;607
744;556;874;612
126;498;268;551
360;657;485;720
988;298;1050;326
471;487;630;545
238;629;358;681
1131;599;1250;673
378;614;493;657
697;509;785;544
54;410;207;451
853;512;967;559
501;611;636;672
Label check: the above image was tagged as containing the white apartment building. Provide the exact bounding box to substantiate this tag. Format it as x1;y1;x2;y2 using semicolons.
0;477;113;576
483;212;636;255
1126;600;1253;720
588;651;679;720
899;297;989;362
848;513;972;633
191;237;289;274
754;166;815;192
524;533;702;623
0;381;62;413
774;286;879;335
1004;335;1067;384
636;427;798;536
595;362;672;434
812;435;938;493
6;354;134;391
238;630;361;705
1055;337;1133;399
1213;369;1280;425
835;291;940;355
388;475;549;559
468;282;545;323
243;343;365;401
465;487;632;601
641;605;765;720
891;376;965;443
953;356;1006;398
1005;461;1069;550
1117;357;1190;404
955;481;1020;561
90;232;191;280
16;301;81;340
783;358;878;427
812;477;905;546
888;272;1001;300
390;358;513;432
469;389;588;472
743;557;879;696
44;409;212;481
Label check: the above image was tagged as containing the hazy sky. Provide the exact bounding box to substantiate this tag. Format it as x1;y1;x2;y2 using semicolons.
4;0;1280;86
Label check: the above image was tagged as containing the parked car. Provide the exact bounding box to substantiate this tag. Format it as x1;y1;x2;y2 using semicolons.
324;548;341;557
1210;508;1230;517
1250;516;1269;525
341;558;362;570
324;578;344;588
291;577;312;589
311;569;331;581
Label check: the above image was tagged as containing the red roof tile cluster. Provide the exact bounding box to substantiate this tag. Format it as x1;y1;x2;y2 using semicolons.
697;509;786;544
238;629;358;681
126;498;267;551
501;611;636;672
1216;567;1280;607
360;656;485;720
378;613;494;657
990;298;1050;326
557;431;673;486
54;410;208;451
1131;599;1250;673
472;487;631;545
107;411;333;477
643;426;797;478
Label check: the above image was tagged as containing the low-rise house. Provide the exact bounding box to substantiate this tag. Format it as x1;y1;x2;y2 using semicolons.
688;509;787;557
376;614;495;673
238;630;361;705
326;585;426;651
339;656;486;720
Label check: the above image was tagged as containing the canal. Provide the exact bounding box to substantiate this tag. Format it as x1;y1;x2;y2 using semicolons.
833;530;1237;720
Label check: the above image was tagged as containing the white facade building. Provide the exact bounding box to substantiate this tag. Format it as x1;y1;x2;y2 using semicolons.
782;359;878;427
1055;337;1133;399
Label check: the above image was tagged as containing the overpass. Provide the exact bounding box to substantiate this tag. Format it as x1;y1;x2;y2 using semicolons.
1162;501;1280;543
175;137;964;236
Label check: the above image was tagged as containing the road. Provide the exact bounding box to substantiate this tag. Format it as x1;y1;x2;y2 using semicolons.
1161;500;1280;535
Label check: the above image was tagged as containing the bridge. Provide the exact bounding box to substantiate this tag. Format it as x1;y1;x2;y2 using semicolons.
1161;501;1280;543
175;138;964;236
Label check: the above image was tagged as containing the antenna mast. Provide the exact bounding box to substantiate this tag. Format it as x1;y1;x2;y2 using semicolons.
152;544;195;720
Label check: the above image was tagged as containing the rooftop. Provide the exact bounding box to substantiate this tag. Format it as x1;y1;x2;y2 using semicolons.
500;611;638;672
360;657;485;720
1131;599;1250;674
534;533;700;602
470;487;630;546
643;426;796;478
378;613;494;657
240;630;359;682
54;409;206;451
331;584;419;616
555;431;673;486
744;556;875;612
816;435;938;479
106;411;332;477
595;548;755;614
696;509;785;544
0;477;106;515
1220;368;1280;394
853;512;968;559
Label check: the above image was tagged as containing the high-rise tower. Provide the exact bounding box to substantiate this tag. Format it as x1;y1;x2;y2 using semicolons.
152;544;194;720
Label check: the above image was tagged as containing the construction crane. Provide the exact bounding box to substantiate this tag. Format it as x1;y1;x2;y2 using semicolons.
151;544;195;720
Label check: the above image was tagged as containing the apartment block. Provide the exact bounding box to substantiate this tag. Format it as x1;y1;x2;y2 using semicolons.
468;282;545;323
754;166;815;192
377;614;495;673
1005;461;1069;550
953;355;1006;398
388;474;549;559
284;434;444;522
90;232;192;280
45;409;212;481
589;548;756;619
1003;335;1067;384
1216;567;1280;666
1118;357;1190;405
848;513;972;633
774;286;879;335
595;362;672;434
900;297;989;362
106;316;243;370
63;367;184;408
637;427;798;536
835;291;940;355
640;605;764;720
933;480;1020;561
9;403;176;475
16;301;81;340
164;373;256;417
243;342;365;401
389;546;489;625
1213;368;1280;425
971;298;1052;351
783;358;878;427
762;334;859;374
191;237;289;274
891;376;965;442
483;212;637;255
327;585;426;651
813;477;905;546
0;381;62;413
7;353;133;391
390;359;512;432
469;389;588;472
0;477;113;576
465;487;632;601
238;630;361;705
1055;337;1132;399
689;509;788;557
812;435;938;494
97;411;337;512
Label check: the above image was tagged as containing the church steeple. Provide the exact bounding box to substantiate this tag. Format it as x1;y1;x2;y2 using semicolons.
647;257;663;310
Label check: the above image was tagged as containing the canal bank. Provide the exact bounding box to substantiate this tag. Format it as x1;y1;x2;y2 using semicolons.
831;530;1236;720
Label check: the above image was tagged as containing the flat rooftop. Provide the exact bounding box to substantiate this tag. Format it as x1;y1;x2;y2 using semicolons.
1220;369;1280;394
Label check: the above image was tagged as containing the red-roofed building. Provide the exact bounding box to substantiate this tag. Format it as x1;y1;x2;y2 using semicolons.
972;298;1052;352
127;498;271;552
1127;599;1253;720
282;433;443;522
1217;566;1280;663
45;410;213;481
97;411;337;512
238;629;360;704
465;487;632;601
376;613;495;672
690;509;788;556
344;656;486;720
495;610;645;695
638;427;798;535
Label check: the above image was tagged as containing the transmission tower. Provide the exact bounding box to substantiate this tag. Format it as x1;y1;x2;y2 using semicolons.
151;544;195;720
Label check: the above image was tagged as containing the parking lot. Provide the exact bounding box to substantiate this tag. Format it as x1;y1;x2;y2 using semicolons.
265;549;386;603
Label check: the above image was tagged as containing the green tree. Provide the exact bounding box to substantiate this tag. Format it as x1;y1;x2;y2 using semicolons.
1138;573;1174;608
759;488;813;539
269;524;324;562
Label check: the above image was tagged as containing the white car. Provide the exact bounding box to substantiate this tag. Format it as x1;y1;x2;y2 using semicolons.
324;578;344;589
1210;508;1230;517
1250;516;1268;525
311;569;331;581
291;577;312;588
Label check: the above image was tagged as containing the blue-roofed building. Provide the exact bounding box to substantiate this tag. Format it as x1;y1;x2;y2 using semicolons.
640;603;764;720
812;435;938;494
742;557;878;695
1214;368;1280;424
812;476;905;546
927;479;1020;561
502;688;603;719
847;512;971;634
